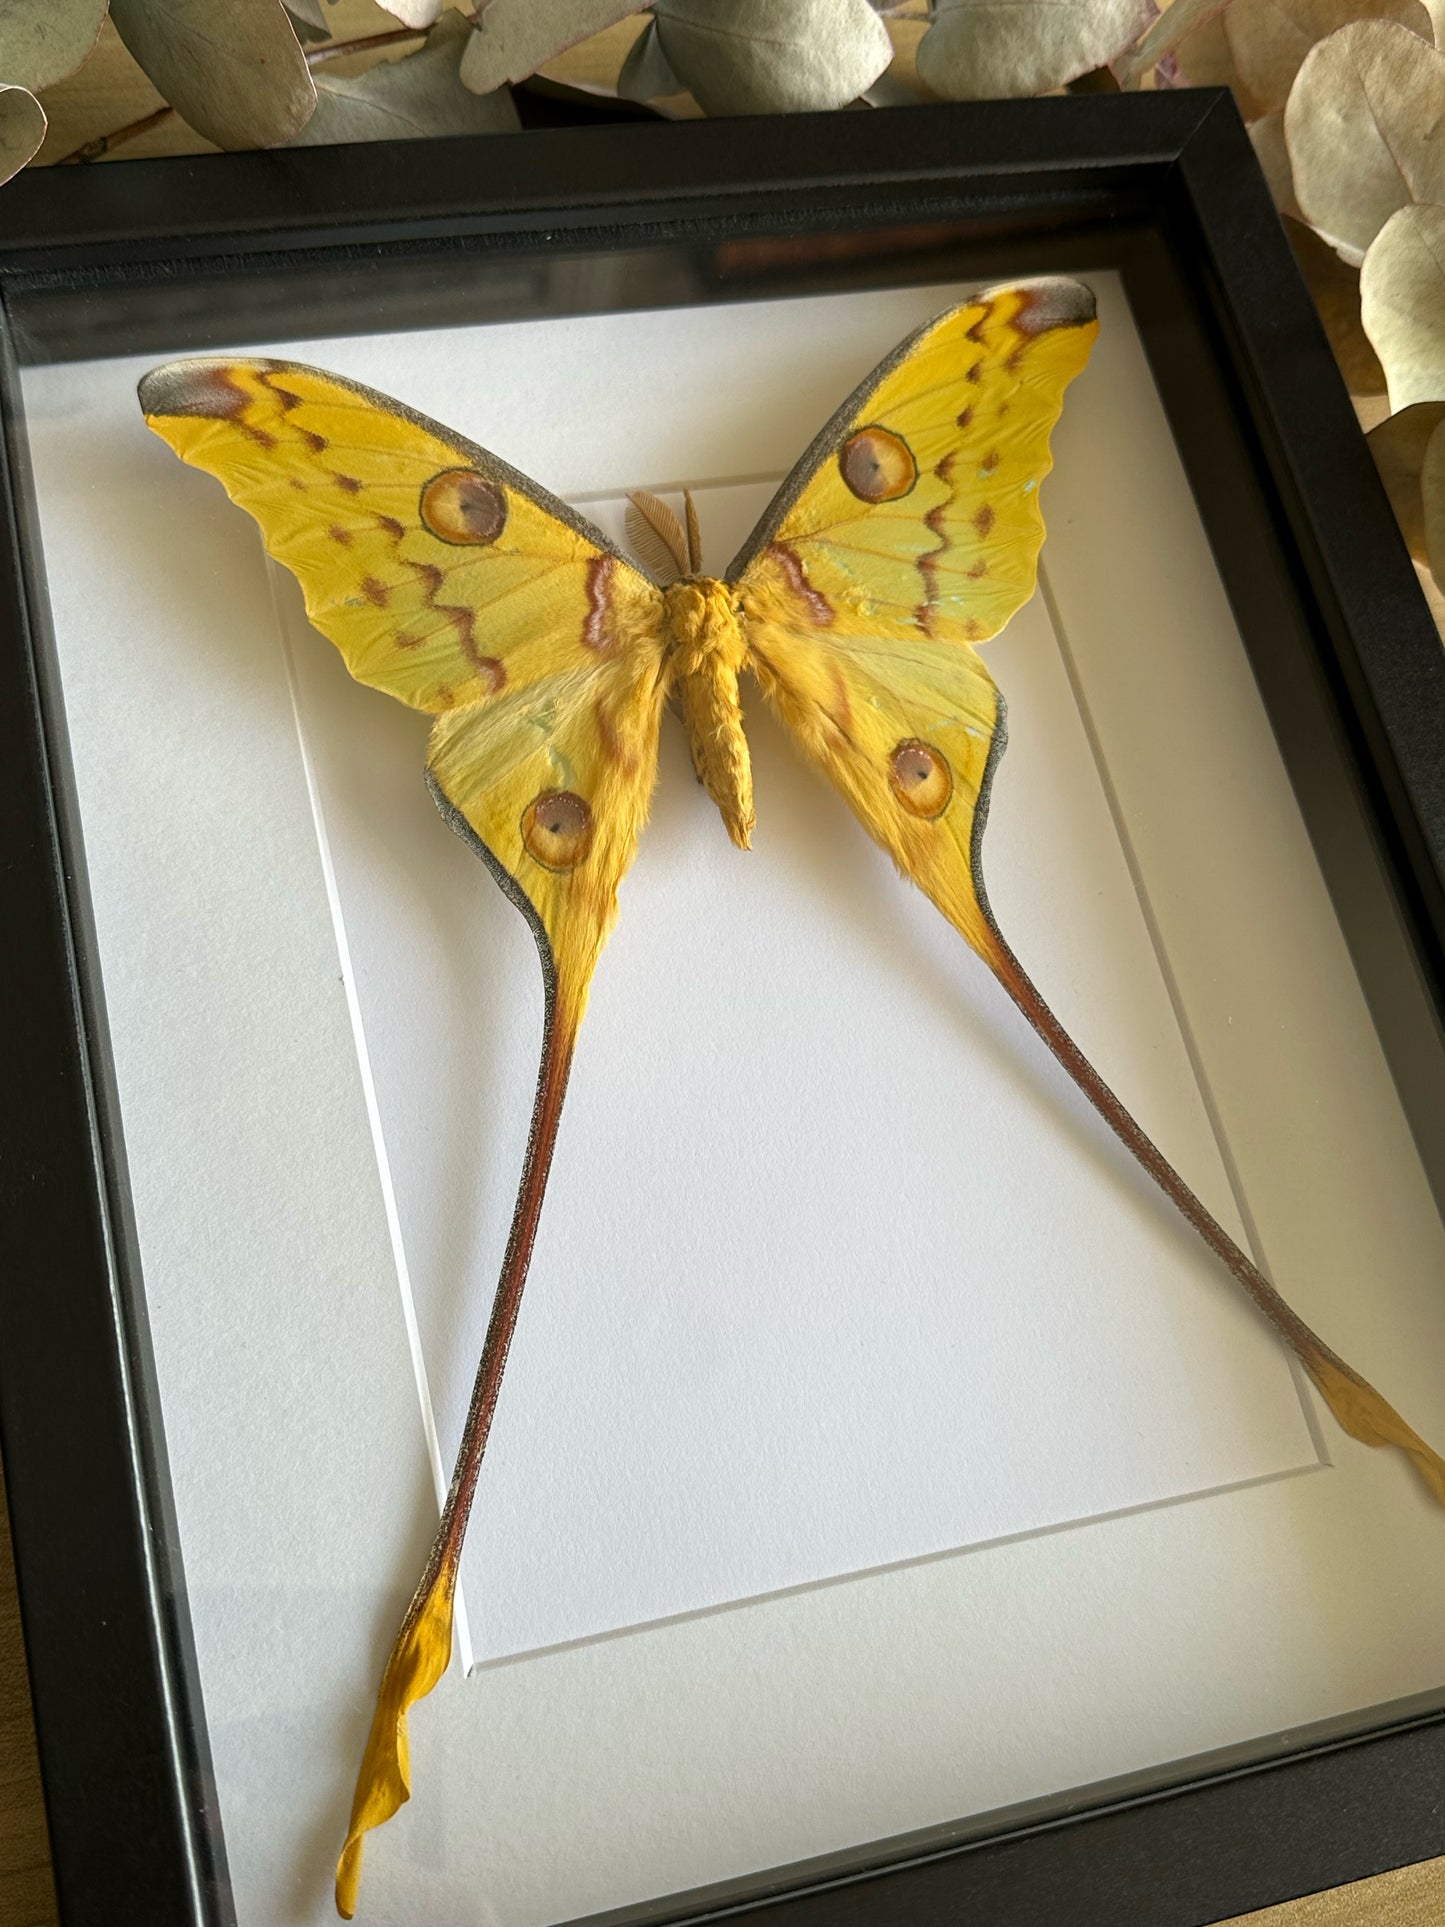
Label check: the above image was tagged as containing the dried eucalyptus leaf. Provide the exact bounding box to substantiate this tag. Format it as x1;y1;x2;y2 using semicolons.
1227;0;1430;115
917;0;1154;99
1115;0;1226;89
1420;416;1445;583
0;84;45;186
1366;401;1445;556
1286;22;1445;265
1172;8;1264;109
372;0;444;26
0;0;108;92
284;0;333;42
1360;204;1445;410
540;12;655;93
864;12;931;103
863;65;931;103
294;11;519;143
461;0;642;93
1249;112;1300;219
109;0;316;149
653;0;892;114
1282;214;1386;393
616;17;683;98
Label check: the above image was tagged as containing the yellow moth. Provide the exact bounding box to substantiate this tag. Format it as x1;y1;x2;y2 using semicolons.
139;279;1445;1915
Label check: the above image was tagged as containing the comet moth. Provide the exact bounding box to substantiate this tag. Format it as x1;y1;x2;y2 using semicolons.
137;278;1445;1916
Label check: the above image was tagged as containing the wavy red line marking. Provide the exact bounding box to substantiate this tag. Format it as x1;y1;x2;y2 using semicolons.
582;555;617;652
377;529;505;693
768;542;833;627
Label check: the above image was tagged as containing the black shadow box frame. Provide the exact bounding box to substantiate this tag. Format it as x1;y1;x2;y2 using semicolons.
2;87;1444;1927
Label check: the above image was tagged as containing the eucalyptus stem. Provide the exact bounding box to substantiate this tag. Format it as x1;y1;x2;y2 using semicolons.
57;104;173;165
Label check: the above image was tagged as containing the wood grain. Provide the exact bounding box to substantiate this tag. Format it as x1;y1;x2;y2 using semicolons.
0;1457;58;1927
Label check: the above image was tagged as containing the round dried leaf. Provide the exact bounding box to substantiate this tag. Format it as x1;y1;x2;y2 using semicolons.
1227;0;1430;114
1282;215;1385;393
0;0;108;92
1286;21;1445;264
1249;113;1301;219
654;0;891;114
617;18;685;98
1420;416;1445;584
283;1;333;43
109;0;316;149
1367;401;1445;557
1116;0;1227;88
371;0;443;25
1172;10;1266;112
918;0;1154;97
463;1;654;94
294;13;520;143
1360;204;1445;410
0;85;45;186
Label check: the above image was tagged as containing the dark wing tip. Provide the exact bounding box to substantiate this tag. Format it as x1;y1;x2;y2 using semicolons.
138;357;280;421
1003;277;1097;336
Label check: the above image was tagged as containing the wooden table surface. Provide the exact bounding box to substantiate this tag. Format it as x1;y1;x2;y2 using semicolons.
8;14;1445;1925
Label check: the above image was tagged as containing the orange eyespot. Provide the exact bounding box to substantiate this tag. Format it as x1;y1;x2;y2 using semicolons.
522;790;593;871
840;427;917;503
889;740;952;818
420;469;507;546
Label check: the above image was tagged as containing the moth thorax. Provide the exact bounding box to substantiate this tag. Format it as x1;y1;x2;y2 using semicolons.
664;577;746;679
664;576;755;852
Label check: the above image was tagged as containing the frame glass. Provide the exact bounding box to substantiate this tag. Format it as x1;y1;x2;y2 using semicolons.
2;92;1445;1927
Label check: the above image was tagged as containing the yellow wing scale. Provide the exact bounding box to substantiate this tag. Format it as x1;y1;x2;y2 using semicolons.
141;357;667;1031
735;279;1097;646
736;278;1096;957
427;648;666;1027
139;358;661;716
747;623;1004;956
139;284;1445;1922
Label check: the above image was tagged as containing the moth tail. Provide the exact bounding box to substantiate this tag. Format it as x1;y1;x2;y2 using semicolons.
975;912;1445;1509
336;1013;577;1914
335;1558;458;1917
1303;1354;1445;1504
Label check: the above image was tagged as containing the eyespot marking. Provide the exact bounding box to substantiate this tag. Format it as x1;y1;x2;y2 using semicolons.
840;426;917;503
522;790;593;872
420;470;507;546
889;740;952;819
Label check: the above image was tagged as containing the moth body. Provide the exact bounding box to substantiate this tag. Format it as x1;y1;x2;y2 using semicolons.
663;574;755;849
